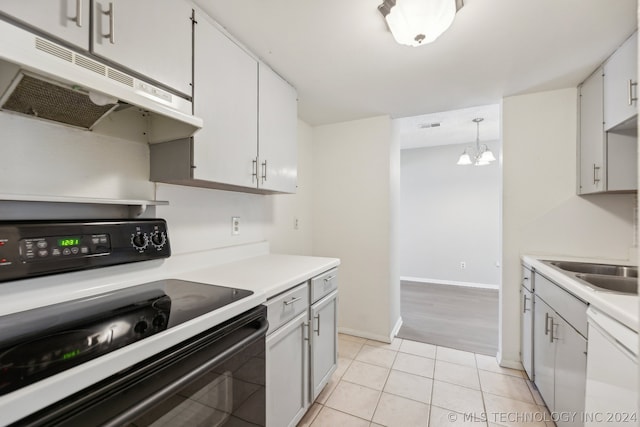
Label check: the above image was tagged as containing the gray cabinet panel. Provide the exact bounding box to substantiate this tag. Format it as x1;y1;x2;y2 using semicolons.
310;290;338;401
534;297;555;411
521;285;534;380
554;316;587;427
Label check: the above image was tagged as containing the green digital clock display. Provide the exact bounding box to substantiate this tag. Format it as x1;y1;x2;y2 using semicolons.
58;238;80;247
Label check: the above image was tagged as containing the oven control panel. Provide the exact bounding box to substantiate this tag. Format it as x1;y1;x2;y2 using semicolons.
0;219;171;282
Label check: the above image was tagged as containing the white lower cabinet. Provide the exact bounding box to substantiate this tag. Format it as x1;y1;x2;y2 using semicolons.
310;290;338;400
265;269;338;427
266;311;309;427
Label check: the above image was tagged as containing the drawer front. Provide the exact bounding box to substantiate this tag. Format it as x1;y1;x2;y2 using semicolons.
535;273;588;337
266;283;309;334
311;269;338;303
522;265;533;292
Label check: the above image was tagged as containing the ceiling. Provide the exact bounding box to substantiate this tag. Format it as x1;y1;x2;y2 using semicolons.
192;0;637;127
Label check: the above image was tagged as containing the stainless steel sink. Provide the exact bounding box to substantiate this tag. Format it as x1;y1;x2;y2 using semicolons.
542;260;638;295
547;261;637;278
574;273;638;295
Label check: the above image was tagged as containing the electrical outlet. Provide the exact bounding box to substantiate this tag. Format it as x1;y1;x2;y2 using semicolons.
231;217;240;235
460;261;466;269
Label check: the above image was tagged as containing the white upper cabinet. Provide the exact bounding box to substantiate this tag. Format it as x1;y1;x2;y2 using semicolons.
604;31;638;131
258;63;298;193
91;0;193;96
578;69;606;194
0;0;90;50
192;10;258;188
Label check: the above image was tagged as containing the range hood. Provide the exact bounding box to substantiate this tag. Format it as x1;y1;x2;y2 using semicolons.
0;19;202;143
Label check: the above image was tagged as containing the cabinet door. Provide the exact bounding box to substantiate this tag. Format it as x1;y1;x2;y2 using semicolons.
0;0;90;50
258;63;298;193
310;291;338;401
520;286;534;380
92;0;192;95
604;32;638;130
266;311;309;427
533;297;555;411
553;316;587;427
578;69;606;194
606;131;638;191
191;12;258;188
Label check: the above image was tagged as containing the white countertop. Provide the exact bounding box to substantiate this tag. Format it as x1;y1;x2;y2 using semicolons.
522;254;638;331
0;247;339;425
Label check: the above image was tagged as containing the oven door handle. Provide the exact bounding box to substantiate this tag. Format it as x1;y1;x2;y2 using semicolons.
103;316;269;426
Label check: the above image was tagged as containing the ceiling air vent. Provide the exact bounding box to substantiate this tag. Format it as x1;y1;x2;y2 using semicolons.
419;122;441;129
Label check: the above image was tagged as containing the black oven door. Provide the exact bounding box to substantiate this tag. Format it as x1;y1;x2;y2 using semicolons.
16;306;267;427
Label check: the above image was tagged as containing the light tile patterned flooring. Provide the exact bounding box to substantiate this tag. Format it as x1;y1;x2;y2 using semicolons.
297;334;553;427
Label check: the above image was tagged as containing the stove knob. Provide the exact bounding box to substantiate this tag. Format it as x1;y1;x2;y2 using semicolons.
131;233;148;250
134;320;148;334
150;231;166;249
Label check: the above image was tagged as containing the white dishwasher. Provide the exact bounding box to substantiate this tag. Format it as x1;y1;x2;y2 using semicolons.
584;306;638;426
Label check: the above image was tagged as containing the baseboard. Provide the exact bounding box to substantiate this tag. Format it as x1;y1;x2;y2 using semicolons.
391;316;403;338
401;276;499;290
496;351;523;370
338;327;394;344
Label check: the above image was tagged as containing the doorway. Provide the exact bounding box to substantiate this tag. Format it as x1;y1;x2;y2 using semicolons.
395;104;501;355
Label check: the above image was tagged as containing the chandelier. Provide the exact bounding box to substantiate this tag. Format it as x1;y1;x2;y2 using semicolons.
456;118;496;166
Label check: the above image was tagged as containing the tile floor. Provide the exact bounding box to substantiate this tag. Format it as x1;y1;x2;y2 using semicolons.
297;334;554;427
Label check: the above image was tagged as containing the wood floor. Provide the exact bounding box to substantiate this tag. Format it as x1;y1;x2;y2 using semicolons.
397;281;499;356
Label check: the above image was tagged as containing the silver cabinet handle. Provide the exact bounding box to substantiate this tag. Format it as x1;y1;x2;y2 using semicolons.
303;321;309;341
261;160;267;182
75;0;83;27
324;275;336;283
283;296;301;306
629;79;638;105
102;2;115;44
593;164;600;184
522;276;529;286
252;158;258;183
314;314;320;336
544;312;551;336
550;319;559;343
522;294;530;313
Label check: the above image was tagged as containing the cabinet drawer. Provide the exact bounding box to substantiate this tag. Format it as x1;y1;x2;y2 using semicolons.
266;283;309;334
311;269;338;303
535;273;588;337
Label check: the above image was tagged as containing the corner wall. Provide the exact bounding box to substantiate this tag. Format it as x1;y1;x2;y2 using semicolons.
501;88;635;366
312;116;400;342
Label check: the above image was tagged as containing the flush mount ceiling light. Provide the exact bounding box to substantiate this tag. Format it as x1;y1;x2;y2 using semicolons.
457;118;496;166
378;0;464;47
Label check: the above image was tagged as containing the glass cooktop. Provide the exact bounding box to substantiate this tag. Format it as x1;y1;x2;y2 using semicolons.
0;279;253;395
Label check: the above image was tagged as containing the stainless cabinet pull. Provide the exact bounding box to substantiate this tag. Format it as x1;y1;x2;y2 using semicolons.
261;160;267;182
303;321;309;341
103;2;115;44
283;296;301;306
593;164;600;184
522;294;530;313
314;314;320;336
522;276;529;286
324;275;336;283
550;320;559;343
75;0;83;27
628;79;638;105
252;158;258;183
544;312;551;335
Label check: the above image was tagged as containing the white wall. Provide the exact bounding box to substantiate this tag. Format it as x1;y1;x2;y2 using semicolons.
400;142;501;287
265;120;314;255
501;88;636;366
312;116;401;342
